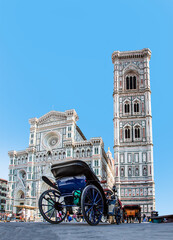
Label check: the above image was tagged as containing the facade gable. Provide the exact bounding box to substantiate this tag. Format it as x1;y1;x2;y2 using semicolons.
37;111;67;126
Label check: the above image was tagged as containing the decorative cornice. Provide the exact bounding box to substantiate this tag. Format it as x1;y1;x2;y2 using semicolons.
29;109;79;126
112;48;151;64
8;150;17;157
113;88;151;96
113;116;152;121
37;111;67;125
113;142;153;148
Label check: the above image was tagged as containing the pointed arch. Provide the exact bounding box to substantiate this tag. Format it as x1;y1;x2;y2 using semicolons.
123;99;131;114
124;124;131;141
123;65;139;91
134;124;141;139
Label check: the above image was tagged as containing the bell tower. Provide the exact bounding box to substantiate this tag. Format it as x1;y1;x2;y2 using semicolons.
112;49;155;215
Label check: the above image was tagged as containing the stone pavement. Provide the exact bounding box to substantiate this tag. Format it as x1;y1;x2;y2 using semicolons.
0;222;173;240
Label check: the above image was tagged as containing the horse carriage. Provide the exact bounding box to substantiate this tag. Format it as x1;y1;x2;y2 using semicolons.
123;205;141;223
39;160;122;226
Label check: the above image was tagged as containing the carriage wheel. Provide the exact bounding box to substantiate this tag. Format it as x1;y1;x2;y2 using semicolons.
39;189;67;224
81;185;104;226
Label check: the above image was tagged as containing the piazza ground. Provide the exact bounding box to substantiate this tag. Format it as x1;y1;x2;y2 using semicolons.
0;222;173;240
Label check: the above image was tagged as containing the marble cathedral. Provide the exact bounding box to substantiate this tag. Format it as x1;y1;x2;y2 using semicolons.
7;48;155;217
7;110;114;217
112;48;155;215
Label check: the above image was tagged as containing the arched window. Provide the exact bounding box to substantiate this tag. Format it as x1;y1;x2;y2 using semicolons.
121;167;124;177
134;102;139;113
126;75;137;90
143;166;147;176
135;167;139;176
81;150;85;157
130;76;133;89
128;167;132;176
20;192;24;199
47;151;51;156
135;126;140;138
133;76;136;89
62;152;66;159
124;102;130;113
125;127;130;139
126;76;129;89
87;149;90;157
76;150;79;158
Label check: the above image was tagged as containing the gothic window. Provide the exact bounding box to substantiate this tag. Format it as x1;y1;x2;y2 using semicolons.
81;150;85;157
135;126;140;139
126;75;137;90
124;102;130;113
120;167;125;177
59;152;61;159
134;102;140;113
125;127;131;139
62;152;66;159
128;167;132;176
20;192;24;199
143;166;147;176
135;167;139;176
87;149;90;157
47;151;52;157
76;150;79;158
126;76;129;89
133;76;136;89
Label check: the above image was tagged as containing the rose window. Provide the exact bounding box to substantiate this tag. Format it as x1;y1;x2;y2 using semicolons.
42;131;60;149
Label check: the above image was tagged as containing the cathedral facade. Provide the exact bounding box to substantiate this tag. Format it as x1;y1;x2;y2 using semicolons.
7;110;114;217
112;48;155;215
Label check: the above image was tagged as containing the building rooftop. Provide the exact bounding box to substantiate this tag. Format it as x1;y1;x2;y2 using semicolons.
0;178;8;183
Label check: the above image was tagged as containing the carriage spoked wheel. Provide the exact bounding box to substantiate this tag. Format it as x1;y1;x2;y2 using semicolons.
81;185;104;226
39;189;67;224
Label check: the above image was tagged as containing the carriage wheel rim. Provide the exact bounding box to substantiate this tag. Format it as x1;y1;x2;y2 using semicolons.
39;190;67;224
82;185;104;225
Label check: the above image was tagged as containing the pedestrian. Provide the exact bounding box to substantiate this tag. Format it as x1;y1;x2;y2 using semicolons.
73;213;77;222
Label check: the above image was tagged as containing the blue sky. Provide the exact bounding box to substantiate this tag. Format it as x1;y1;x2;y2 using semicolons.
0;0;173;215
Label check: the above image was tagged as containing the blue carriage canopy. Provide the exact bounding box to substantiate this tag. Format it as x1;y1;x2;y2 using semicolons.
51;160;100;182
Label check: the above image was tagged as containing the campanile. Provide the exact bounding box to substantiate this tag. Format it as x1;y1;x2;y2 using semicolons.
112;49;155;215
